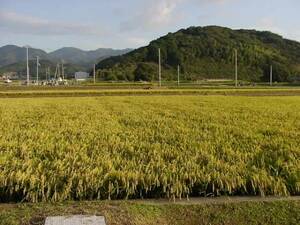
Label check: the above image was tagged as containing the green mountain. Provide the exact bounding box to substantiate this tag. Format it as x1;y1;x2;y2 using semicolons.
0;45;49;67
96;26;300;82
48;47;132;67
0;45;132;75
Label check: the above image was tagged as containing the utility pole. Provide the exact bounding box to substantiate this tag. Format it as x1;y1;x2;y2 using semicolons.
55;63;61;80
48;67;51;80
93;64;96;84
46;67;50;81
61;61;64;80
36;56;39;84
45;67;48;81
235;49;238;87
54;64;58;79
26;46;30;86
177;65;180;87
158;48;161;87
270;65;273;86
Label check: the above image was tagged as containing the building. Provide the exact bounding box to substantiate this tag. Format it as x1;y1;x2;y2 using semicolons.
75;72;89;81
2;72;18;80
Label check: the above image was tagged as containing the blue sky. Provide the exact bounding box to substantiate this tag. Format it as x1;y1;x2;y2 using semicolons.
0;0;299;51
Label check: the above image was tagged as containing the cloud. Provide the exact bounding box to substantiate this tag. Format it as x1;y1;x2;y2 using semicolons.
120;0;185;32
120;0;234;32
0;11;107;36
255;18;283;34
287;30;300;42
126;37;149;46
253;17;300;42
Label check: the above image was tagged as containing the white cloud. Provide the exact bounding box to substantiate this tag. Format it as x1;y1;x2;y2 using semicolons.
126;37;149;46
254;17;300;41
255;18;283;34
120;0;185;32
287;30;300;42
0;11;107;36
120;0;234;32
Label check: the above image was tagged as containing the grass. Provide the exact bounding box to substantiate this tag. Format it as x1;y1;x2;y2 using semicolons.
1;87;300;98
0;199;299;225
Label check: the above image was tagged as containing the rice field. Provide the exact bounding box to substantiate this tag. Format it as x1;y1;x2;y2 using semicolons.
0;95;299;202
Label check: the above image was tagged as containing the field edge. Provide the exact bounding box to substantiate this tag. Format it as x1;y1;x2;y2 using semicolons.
0;198;299;225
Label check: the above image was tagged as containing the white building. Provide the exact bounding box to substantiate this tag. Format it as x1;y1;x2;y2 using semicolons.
75;72;89;81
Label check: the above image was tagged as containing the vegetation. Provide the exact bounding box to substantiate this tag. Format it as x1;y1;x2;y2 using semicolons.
96;26;300;82
1;87;300;98
0;95;299;203
0;199;300;225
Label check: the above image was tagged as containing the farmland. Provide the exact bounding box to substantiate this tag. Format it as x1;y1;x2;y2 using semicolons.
1;87;300;98
0;94;299;203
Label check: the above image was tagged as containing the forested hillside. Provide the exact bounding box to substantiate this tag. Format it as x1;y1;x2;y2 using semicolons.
96;26;300;82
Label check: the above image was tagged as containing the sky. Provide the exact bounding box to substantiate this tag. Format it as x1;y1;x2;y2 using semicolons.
0;0;299;52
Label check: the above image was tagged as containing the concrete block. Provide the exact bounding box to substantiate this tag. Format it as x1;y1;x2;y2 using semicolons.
45;215;106;225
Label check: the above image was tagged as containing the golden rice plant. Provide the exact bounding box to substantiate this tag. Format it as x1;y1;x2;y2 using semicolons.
0;95;299;202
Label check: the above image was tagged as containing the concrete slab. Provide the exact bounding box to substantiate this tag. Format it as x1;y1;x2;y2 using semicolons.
45;215;106;225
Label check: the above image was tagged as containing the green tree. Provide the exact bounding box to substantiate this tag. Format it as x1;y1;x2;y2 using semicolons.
134;63;157;81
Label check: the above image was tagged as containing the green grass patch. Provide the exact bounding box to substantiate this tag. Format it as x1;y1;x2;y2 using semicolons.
1;88;300;98
0;200;299;225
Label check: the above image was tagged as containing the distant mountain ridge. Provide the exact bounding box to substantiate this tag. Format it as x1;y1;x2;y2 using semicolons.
48;47;132;66
0;45;133;69
0;45;48;68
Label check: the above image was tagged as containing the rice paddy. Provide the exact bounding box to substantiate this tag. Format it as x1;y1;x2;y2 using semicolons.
0;94;299;202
